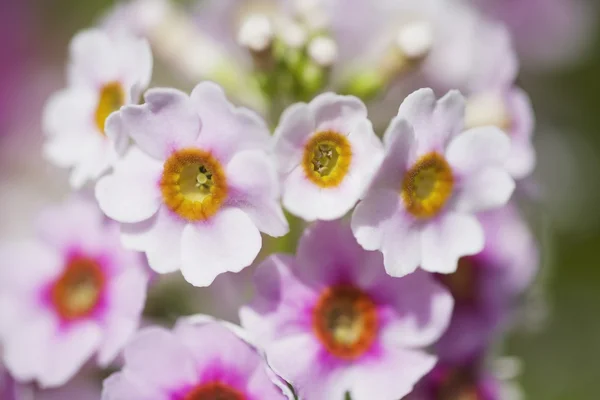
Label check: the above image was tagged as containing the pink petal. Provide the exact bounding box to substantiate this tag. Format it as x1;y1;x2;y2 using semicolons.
273;103;315;176
68;29;120;86
351;189;401;252
453;166;515;213
445;126;511;175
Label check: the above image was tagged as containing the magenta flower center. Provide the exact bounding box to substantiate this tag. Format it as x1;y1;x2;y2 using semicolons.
312;285;378;359
50;255;105;321
183;382;245;400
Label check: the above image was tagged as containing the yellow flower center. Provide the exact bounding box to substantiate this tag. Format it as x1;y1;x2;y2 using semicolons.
302;130;352;188
161;148;228;221
401;152;453;218
51;255;105;321
95;81;125;135
312;285;378;360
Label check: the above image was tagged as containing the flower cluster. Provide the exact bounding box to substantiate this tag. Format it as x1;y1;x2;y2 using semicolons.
0;0;543;399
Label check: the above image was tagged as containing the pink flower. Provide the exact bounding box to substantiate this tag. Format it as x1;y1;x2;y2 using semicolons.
240;221;453;400
102;317;293;399
0;197;149;387
273;93;383;221
43;29;152;188
95;82;288;287
352;88;515;276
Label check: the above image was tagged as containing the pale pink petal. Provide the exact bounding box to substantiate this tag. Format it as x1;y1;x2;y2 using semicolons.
453;166;515;213
421;212;484;273
103;371;166;400
445;126;511;175
428;90;466;150
69;139;116;188
180;208;262;287
95;147;163;223
0;242;62;293
120;207;185;274
105;112;130;157
345;118;384;191
225;150;288;237
309;92;367;132
396;88;436;134
273;103;315;176
114;36;153;93
120;88;201;159
42;88;97;138
191;82;270;163
351;189;401;252
68;29;120;86
380;210;423;278
375;117;415;190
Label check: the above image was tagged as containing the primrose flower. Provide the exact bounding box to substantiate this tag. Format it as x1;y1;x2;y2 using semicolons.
95;82;288;287
241;221;453;400
0;197;149;387
102;316;293;400
273;93;383;221
434;204;539;362
43;28;152;188
352;88;515;276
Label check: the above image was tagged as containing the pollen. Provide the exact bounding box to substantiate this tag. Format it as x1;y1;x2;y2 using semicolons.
50;255;105;321
95;81;125;134
302;130;352;188
161;148;228;221
312;285;378;360
184;382;245;400
401;152;453;218
435;257;478;304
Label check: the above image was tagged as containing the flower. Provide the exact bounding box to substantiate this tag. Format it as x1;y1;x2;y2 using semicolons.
240;221;453;400
0;197;149;387
434;204;539;362
95;82;288;287
273;93;383;221
43;28;152;188
102;316;293;400
30;368;102;400
352;88;516;276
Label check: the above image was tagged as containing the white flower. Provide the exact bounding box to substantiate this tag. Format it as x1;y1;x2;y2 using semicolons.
273;93;384;221
352;88;515;276
43;29;152;188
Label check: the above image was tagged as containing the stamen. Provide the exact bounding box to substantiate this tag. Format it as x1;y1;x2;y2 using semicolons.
313;285;377;360
308;36;338;67
302;130;352;188
161;148;227;221
237;13;274;52
95;81;125;134
395;20;434;60
401;152;453;218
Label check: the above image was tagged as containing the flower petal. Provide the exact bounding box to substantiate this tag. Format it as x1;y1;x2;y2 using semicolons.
68;29;120;86
225;150;289;237
102;371;166;400
95;146;163;224
191;82;270;163
374;117;415;190
453;166;515;213
446;126;511;175
120;207;185;274
421;212;484;273
309;92;367;132
396;88;436;134
180;208;261;287
273;103;315;176
120;88;201;159
351;189;401;252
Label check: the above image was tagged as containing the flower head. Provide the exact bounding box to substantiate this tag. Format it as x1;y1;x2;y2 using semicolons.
0;197;149;387
95;82;288;287
102;317;293;400
434;204;539;362
43;28;152;188
273;93;383;221
240;221;453;400
352;88;515;276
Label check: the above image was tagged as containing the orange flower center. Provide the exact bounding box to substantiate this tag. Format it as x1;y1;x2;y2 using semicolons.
161;148;228;221
312;285;378;360
184;382;245;400
302;130;352;188
401;152;453;218
95;81;125;135
435;257;477;304
50;255;105;321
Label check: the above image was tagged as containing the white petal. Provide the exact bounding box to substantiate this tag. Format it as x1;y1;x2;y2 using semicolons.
121;88;201;159
446;126;511;175
396;88;436;133
309;92;367;132
69;140;116;188
115;36;153;93
454;166;516;213
375;117;415;190
273;102;315;176
120;207;185;274
42;88;97;137
95;146;163;223
380;210;423;278
351;189;401;251
180;208;261;287
421;212;484;273
191;82;270;163
225;150;289;237
68;29;120;86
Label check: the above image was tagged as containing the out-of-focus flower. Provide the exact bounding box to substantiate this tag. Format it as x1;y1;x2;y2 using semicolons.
434;204;539;363
96;82;288;287
102;316;293;399
352;89;515;276
31;368;102;400
240;221;453;400
43;29;152;188
0;197;149;387
471;0;597;69
273;93;383;221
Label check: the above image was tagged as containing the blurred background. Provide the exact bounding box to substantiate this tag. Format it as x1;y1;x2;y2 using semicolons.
1;0;599;398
